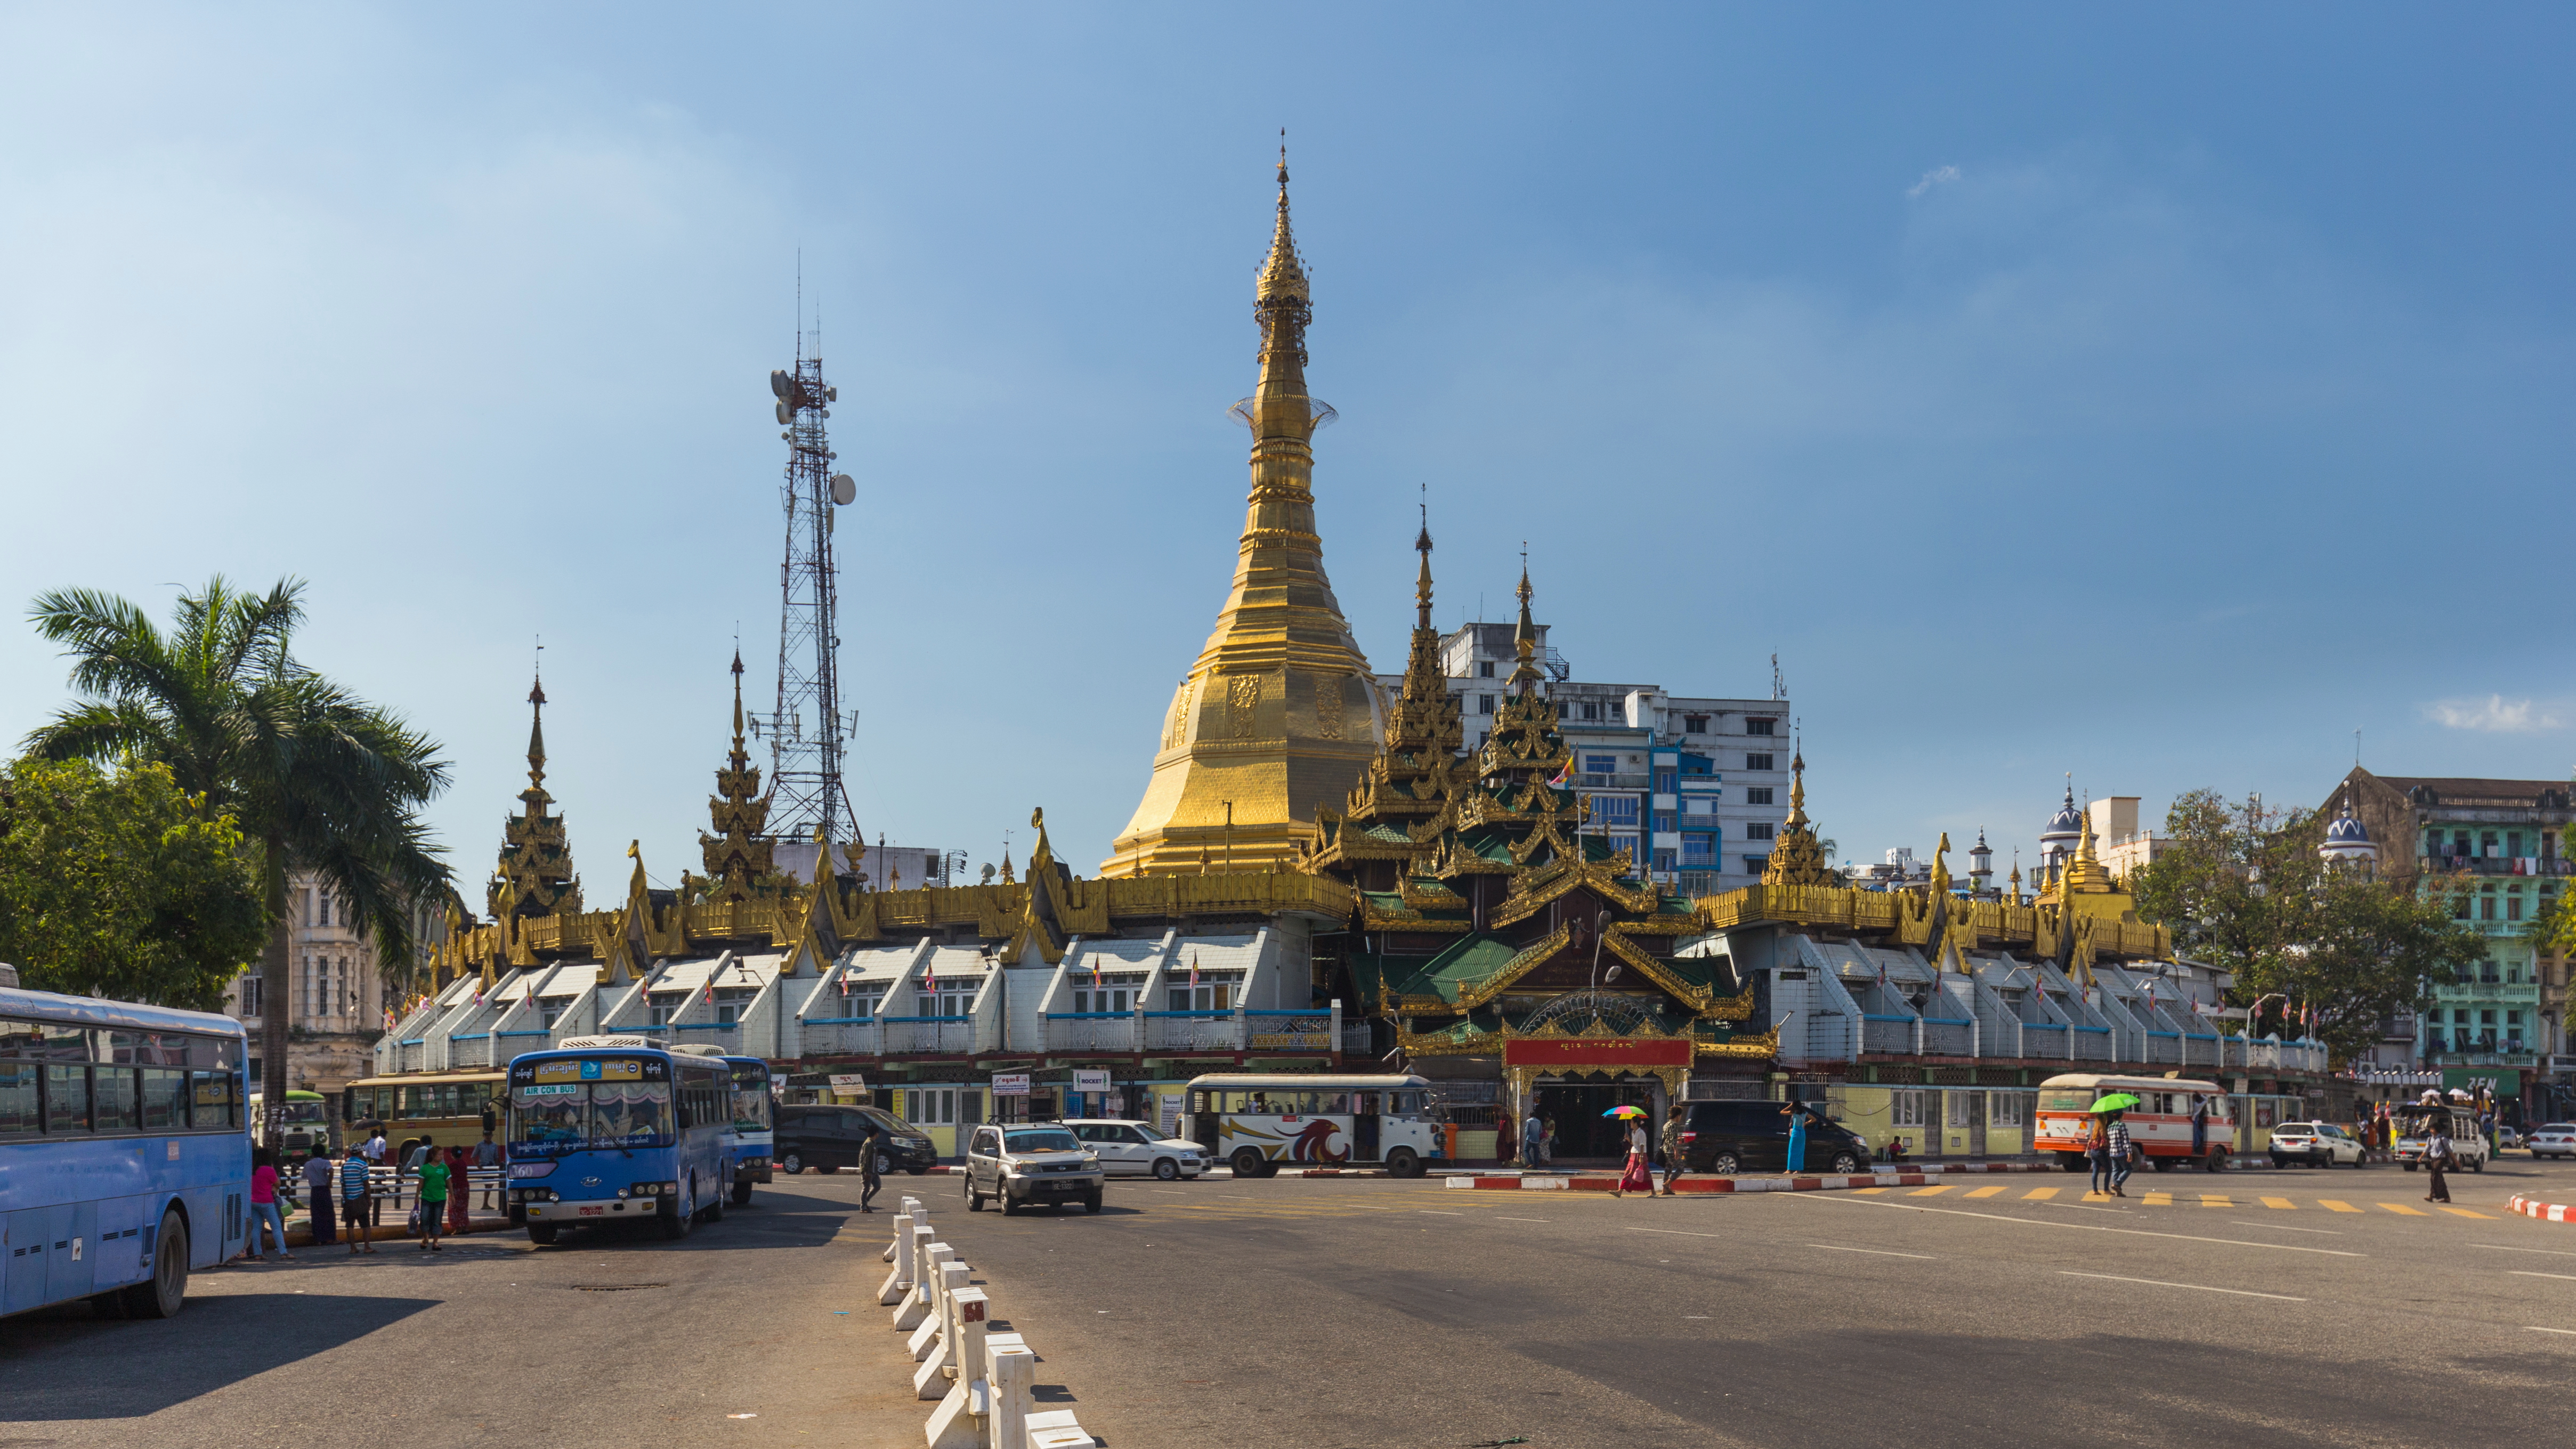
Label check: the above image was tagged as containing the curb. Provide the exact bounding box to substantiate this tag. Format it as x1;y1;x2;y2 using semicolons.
2510;1194;2574;1224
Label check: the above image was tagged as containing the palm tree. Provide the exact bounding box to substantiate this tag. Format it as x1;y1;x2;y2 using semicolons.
25;577;451;1143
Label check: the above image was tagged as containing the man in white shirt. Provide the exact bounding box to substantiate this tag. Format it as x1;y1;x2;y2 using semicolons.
2424;1124;2453;1204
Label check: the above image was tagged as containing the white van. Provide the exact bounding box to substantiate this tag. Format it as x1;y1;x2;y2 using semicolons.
2393;1107;2489;1173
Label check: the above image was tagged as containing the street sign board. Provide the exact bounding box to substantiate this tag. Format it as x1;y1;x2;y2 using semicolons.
991;1072;1032;1097
1072;1070;1110;1094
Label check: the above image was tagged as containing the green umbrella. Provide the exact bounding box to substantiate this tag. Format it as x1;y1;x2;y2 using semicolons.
2089;1094;2141;1113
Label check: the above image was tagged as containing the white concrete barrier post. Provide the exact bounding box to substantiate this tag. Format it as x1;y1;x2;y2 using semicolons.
922;1286;989;1449
885;1195;922;1261
893;1225;938;1329
908;1246;958;1359
1025;1408;1097;1448
989;1345;1034;1449
877;1212;916;1304
913;1259;970;1396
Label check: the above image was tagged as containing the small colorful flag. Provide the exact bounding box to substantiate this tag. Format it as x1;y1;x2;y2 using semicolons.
1189;952;1201;989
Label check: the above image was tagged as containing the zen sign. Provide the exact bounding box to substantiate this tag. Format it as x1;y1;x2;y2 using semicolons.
991;1073;1032;1097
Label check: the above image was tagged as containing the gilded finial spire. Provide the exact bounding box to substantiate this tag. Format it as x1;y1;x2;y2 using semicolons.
1509;547;1541;692
492;673;579;920
1761;740;1834;887
525;672;548;787
1414;487;1434;629
701;651;776;903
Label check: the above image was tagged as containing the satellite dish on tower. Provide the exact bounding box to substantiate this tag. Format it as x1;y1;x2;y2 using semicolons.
769;369;791;399
830;474;856;505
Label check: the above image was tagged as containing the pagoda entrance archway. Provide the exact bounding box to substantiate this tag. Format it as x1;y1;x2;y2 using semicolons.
1533;1071;1663;1164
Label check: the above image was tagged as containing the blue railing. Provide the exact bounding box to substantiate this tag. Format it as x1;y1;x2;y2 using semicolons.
1044;1011;1132;1020
879;1015;970;1024
1921;1017;1972;1027
800;1016;873;1026
453;1032;490;1041
400;1038;425;1046
1144;1010;1235;1020
675;1021;740;1032
1862;1013;1912;1023
497;1029;550;1039
2073;1024;2111;1034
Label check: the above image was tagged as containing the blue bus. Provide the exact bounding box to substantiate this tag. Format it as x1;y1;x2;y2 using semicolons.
720;1055;774;1207
2;978;249;1320
503;1039;733;1244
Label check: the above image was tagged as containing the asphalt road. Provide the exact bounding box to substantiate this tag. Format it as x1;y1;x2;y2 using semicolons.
0;1178;931;1449
7;1157;2574;1449
895;1154;2576;1449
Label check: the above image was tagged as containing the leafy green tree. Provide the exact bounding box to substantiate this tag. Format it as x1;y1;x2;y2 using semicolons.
23;578;450;1142
0;756;267;1008
2130;789;2485;1067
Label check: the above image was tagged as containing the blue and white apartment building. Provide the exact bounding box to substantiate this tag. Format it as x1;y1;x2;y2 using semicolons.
1394;619;1793;898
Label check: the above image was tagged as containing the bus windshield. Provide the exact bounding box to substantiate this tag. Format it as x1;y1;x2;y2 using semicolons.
507;1056;676;1157
728;1061;772;1131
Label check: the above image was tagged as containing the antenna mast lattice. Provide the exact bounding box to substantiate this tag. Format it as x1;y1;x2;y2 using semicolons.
759;329;862;849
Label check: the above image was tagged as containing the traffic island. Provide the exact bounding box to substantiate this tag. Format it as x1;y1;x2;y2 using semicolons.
2509;1193;2575;1224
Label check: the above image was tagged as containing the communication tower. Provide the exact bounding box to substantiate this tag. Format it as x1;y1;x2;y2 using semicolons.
757;330;862;850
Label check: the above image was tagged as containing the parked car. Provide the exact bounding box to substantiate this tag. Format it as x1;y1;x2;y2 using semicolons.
774;1104;938;1177
2267;1121;2366;1169
1678;1100;1871;1175
964;1123;1105;1215
1063;1119;1206;1179
2526;1123;2576;1160
2393;1108;2491;1173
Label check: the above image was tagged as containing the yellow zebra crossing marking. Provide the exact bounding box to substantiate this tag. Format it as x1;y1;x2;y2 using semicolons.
2319;1200;2361;1213
1964;1186;2007;1199
2260;1197;2296;1210
1853;1187;1888;1195
2439;1207;2494;1219
2021;1187;2059;1201
2379;1202;2429;1216
2143;1192;2173;1206
2200;1195;2233;1208
1909;1185;1953;1196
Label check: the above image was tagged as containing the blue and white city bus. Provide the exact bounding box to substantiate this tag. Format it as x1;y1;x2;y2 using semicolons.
2;974;248;1320
720;1055;774;1207
503;1037;733;1244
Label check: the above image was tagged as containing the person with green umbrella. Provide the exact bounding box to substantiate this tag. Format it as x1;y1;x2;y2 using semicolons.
2087;1094;2142;1196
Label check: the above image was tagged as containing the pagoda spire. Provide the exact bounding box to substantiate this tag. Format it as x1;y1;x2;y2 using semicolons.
1761;743;1835;887
700;651;777;903
1102;143;1381;877
491;671;580;920
1508;549;1542;694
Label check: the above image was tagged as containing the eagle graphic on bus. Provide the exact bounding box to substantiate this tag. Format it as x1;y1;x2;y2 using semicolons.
1217;1115;1350;1163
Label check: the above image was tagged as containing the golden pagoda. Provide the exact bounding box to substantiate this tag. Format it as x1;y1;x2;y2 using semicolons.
1099;149;1382;876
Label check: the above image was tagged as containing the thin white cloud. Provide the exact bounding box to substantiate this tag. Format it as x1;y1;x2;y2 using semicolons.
2425;695;2564;733
1907;164;1962;199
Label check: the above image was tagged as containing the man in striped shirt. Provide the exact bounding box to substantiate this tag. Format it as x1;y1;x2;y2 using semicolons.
2105;1114;2135;1197
341;1145;377;1254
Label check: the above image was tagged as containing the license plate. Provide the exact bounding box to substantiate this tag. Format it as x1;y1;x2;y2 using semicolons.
578;1205;605;1217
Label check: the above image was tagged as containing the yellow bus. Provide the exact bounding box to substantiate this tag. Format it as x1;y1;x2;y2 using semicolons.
342;1070;505;1152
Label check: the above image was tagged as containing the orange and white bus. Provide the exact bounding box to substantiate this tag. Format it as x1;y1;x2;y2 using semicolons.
2033;1073;2237;1174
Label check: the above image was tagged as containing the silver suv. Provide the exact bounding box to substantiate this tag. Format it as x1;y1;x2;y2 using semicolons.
965;1123;1105;1216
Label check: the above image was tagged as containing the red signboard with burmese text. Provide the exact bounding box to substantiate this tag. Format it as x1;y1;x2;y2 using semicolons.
1502;1038;1692;1069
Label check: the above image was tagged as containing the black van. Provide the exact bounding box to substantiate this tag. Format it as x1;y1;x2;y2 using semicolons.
1679;1100;1870;1175
775;1105;939;1176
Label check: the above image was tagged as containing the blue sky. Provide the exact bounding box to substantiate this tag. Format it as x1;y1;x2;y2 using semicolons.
5;4;2572;895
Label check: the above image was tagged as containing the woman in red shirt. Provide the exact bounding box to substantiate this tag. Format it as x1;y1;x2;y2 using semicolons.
244;1147;293;1261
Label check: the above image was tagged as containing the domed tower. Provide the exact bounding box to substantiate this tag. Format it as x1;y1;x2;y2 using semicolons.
1099;148;1383;876
2037;783;2083;886
2319;788;2378;873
